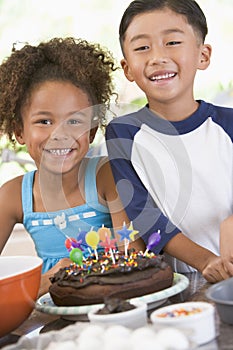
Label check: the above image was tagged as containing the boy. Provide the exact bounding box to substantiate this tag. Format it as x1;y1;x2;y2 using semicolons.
106;0;233;282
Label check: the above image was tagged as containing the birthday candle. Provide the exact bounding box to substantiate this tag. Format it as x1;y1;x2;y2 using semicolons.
98;224;111;242
77;230;88;250
128;221;139;241
69;248;83;267
117;222;133;256
85;229;100;260
64;234;84;266
143;230;161;256
99;235;117;264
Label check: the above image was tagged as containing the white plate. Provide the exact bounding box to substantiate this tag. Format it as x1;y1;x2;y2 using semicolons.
132;273;189;310
36;273;189;319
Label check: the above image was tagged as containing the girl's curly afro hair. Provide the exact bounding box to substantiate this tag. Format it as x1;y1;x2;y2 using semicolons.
0;37;118;143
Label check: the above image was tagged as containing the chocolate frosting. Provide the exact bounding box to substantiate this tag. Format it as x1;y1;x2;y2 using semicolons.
50;250;169;290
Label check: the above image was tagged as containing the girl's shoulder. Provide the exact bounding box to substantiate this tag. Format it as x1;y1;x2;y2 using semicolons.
84;155;110;176
0;174;24;195
95;156;116;198
0;175;24;220
95;156;111;176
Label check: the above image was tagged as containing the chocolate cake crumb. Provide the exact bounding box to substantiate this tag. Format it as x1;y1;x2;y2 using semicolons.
96;297;135;314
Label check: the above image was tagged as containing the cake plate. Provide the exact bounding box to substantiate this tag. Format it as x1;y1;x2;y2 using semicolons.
35;273;189;320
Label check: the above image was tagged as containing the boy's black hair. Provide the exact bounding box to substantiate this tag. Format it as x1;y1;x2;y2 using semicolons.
119;0;208;54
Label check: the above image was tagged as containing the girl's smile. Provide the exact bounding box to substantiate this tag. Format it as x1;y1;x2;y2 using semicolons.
17;81;93;174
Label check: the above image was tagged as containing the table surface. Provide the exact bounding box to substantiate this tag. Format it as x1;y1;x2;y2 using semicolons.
0;272;232;349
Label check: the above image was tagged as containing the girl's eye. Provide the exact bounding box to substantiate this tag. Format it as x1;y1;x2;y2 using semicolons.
38;119;52;125
67;119;81;125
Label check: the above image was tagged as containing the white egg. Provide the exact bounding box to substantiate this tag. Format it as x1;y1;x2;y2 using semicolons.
45;340;77;350
77;336;103;350
129;326;156;344
144;338;167;350
103;325;132;347
129;328;156;349
132;337;167;350
156;327;189;350
104;325;131;339
78;324;103;341
103;340;129;350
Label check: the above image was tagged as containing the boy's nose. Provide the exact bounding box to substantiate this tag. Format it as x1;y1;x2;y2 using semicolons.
148;48;168;65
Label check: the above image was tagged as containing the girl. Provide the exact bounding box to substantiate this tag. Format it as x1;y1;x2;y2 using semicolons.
0;37;144;296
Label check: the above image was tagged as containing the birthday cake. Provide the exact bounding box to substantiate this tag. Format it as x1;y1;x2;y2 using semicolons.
49;225;173;306
49;249;173;306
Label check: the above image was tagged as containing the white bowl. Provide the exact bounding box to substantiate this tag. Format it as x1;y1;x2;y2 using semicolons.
88;300;147;329
150;301;216;345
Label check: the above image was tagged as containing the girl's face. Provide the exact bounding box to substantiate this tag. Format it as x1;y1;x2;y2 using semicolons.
16;81;95;174
121;8;211;112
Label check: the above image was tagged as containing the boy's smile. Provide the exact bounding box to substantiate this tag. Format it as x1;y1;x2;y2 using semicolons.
121;8;211;120
149;72;176;82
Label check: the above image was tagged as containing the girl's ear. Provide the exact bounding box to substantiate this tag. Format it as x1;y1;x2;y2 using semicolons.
198;44;212;71
120;58;135;82
14;126;25;145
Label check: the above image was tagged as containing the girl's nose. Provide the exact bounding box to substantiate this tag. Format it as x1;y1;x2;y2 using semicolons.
51;124;69;140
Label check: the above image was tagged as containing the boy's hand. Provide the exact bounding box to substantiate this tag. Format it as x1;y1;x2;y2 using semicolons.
221;257;233;276
201;256;230;283
220;216;233;276
164;232;231;283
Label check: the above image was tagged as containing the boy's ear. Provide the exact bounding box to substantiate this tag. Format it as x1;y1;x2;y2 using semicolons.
90;126;98;144
120;58;135;82
198;44;212;70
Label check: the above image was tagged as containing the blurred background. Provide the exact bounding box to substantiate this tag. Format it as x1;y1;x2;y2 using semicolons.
0;0;233;184
0;0;233;254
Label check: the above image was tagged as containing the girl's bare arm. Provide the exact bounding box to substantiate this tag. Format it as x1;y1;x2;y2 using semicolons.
0;177;23;253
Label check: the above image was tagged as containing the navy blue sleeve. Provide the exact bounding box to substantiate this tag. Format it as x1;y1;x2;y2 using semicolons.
105;118;180;254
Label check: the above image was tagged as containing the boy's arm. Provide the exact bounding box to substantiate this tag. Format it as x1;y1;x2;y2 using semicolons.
220;215;233;275
164;232;230;282
105;120;181;253
96;158;146;252
106;121;230;282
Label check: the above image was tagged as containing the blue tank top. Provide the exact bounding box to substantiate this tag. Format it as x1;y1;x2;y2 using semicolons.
22;156;113;273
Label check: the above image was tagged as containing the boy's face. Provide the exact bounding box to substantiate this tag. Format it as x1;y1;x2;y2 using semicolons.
16;81;96;174
121;8;211;112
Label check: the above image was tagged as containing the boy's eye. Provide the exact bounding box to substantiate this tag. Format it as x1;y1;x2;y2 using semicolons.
134;45;150;51
167;41;181;46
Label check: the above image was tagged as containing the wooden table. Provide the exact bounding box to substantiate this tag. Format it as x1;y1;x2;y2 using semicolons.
1;272;233;349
